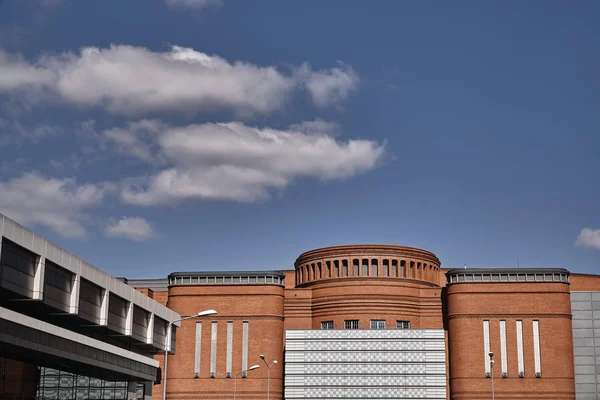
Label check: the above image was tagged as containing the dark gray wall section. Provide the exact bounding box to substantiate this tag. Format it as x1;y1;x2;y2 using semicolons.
571;291;600;400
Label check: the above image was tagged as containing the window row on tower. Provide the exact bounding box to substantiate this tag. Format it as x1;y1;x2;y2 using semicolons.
296;258;438;285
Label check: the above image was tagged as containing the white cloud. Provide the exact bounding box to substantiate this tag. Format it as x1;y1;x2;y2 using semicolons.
0;45;358;116
301;62;359;106
103;119;166;163
0;173;114;238
165;0;222;9
0;50;53;91
114;121;384;206
575;228;600;251
105;216;155;242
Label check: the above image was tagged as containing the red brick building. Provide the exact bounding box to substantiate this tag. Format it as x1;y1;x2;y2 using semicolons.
128;244;600;400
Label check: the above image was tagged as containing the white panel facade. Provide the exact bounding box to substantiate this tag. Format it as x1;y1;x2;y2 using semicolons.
284;329;446;400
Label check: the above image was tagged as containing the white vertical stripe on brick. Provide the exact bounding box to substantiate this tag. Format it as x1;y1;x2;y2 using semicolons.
499;320;508;377
194;322;202;378
242;321;249;377
226;321;233;378
483;320;491;377
516;320;524;377
533;320;541;377
210;321;217;378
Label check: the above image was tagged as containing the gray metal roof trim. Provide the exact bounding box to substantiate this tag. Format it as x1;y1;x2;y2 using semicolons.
446;267;570;275
168;270;286;278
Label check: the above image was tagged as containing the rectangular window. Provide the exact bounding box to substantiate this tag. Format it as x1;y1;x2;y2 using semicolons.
194;322;202;378
499;320;508;378
483;320;491;378
370;320;385;329
210;322;217;378
533;320;541;378
362;263;369;276
383;261;389;276
371;264;378;276
353;260;359;276
321;321;334;330
226;322;233;378
342;261;348;277
242;321;249;377
516;320;524;377
344;320;359;329
396;320;410;329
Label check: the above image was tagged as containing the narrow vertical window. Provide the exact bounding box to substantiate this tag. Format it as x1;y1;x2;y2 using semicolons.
362;259;369;276
371;259;378;276
499;320;507;378
342;260;348;277
516;320;524;377
210;322;217;378
533;320;541;378
242;321;249;377
194;322;202;378
353;260;359;276
483;320;491;377
383;260;389;276
226;321;233;378
391;260;398;277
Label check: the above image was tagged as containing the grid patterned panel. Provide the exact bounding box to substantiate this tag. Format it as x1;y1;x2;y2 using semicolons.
571;292;600;400
285;329;446;400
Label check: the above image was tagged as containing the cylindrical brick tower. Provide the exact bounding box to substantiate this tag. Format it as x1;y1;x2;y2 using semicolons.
293;245;443;329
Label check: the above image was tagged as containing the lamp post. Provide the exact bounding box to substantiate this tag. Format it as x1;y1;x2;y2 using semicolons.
259;354;278;400
234;365;260;400
163;310;217;400
489;352;495;400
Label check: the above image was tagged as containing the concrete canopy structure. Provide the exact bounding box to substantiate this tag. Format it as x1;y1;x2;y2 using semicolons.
0;213;181;399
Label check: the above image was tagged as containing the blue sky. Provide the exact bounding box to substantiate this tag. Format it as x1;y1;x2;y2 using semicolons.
0;0;598;278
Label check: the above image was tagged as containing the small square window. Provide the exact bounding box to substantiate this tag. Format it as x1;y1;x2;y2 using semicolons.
370;320;386;329
344;320;359;329
321;321;334;330
396;320;410;329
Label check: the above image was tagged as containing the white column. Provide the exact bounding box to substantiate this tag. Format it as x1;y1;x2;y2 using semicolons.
194;322;202;378
99;289;109;326
226;321;233;378
69;273;80;315
533;320;541;378
125;301;134;336
32;256;46;300
516;320;524;377
210;321;217;378
242;321;249;377
499;320;508;378
146;313;155;345
483;320;491;377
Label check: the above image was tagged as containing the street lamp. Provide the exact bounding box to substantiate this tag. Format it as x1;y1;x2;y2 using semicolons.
259;354;278;400
489;352;495;400
234;365;260;400
163;310;217;400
